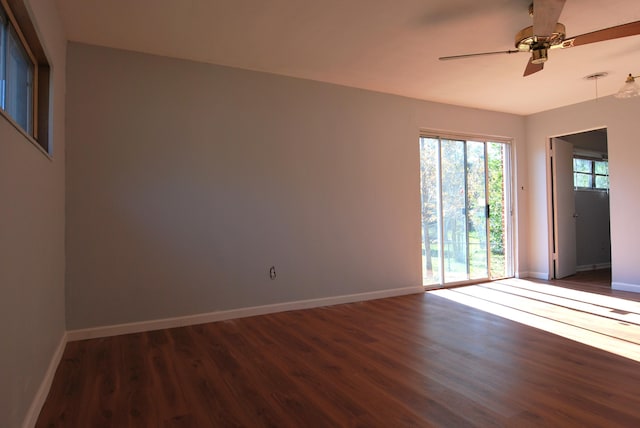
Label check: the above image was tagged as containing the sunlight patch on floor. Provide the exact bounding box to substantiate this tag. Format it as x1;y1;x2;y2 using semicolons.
430;279;640;363
501;278;640;314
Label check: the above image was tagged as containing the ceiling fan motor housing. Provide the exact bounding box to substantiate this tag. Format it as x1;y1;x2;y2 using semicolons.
515;23;567;51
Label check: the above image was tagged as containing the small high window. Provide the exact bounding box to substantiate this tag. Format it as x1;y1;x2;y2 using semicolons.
573;156;609;190
0;0;50;153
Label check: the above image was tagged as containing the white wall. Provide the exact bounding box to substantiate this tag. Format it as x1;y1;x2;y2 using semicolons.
65;43;526;329
0;1;66;427
526;95;640;290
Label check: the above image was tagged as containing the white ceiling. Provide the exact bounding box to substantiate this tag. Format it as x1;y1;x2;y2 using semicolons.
54;0;640;115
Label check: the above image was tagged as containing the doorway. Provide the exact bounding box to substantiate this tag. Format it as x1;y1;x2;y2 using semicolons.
419;135;514;287
549;128;611;280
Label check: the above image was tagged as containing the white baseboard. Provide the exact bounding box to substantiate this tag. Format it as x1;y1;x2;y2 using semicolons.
576;263;611;272
612;282;640;293
525;271;550;280
67;286;424;341
22;332;68;428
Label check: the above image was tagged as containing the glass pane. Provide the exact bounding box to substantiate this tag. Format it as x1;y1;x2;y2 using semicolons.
466;141;488;279
573;158;592;173
574;172;592;188
487;142;506;278
441;139;467;283
595;175;609;189
419;137;441;286
6;25;33;133
594;161;608;175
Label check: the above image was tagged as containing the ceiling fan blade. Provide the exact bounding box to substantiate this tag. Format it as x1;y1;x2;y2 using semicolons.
560;20;640;48
439;50;520;61
524;58;544;76
533;0;567;37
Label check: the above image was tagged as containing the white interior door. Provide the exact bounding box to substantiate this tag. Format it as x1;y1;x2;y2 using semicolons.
552;138;577;279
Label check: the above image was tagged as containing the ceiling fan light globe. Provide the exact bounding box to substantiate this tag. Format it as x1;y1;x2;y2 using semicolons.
614;77;640;98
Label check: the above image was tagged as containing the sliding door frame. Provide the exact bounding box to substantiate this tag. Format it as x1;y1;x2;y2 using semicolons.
420;130;515;288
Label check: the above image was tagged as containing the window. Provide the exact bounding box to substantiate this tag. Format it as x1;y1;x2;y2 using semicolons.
573;156;609;190
0;0;50;153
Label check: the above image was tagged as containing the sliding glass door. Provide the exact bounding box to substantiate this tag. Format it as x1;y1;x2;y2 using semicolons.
420;135;513;287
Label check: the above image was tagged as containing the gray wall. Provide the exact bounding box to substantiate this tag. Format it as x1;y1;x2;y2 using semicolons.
65;42;526;329
561;128;607;154
575;190;611;268
566;129;611;270
0;1;67;427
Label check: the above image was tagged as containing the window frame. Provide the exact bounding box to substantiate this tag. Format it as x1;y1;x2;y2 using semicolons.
573;155;609;191
0;0;50;154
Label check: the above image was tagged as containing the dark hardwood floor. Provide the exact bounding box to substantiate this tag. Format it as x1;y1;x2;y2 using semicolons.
550;268;612;291
37;275;640;427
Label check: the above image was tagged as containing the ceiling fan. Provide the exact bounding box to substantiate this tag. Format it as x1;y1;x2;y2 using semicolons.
439;0;640;76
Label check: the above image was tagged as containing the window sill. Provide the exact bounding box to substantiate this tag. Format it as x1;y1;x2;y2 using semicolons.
574;187;609;193
0;108;51;160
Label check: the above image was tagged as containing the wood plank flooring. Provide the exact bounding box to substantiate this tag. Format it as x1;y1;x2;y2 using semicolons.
37;275;640;427
549;268;613;292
